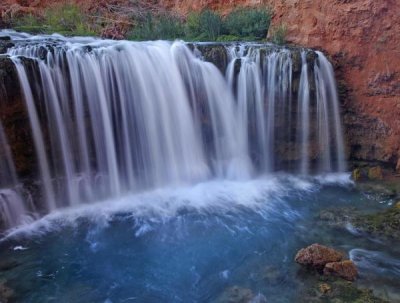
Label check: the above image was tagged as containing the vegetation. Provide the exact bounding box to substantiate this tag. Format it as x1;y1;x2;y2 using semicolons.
13;4;99;36
128;13;185;40
270;24;288;45
129;7;271;42
224;8;271;40
12;5;281;43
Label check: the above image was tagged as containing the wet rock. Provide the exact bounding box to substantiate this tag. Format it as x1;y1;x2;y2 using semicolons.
352;165;385;182
317;207;356;228
0;41;14;54
195;44;228;73
300;277;390;303
352;204;400;240
359;182;397;198
295;244;344;270
323;260;358;281
216;286;267;303
368;166;383;180
259;265;283;284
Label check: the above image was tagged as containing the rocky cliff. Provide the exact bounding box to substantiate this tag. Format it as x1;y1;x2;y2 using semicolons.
1;0;399;169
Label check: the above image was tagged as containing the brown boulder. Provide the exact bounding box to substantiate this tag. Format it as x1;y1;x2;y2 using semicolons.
323;260;358;281
295;244;343;269
368;166;383;180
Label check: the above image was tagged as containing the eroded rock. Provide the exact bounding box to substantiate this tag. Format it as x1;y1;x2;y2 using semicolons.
295;244;344;270
323;260;358;281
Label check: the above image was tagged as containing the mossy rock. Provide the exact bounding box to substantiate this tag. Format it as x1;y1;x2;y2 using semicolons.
352;206;400;240
368;166;383;181
300;276;389;303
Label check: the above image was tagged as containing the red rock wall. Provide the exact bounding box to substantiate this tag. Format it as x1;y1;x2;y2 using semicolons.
1;0;400;168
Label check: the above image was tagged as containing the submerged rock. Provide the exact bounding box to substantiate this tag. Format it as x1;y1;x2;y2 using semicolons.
318;283;331;294
216;286;267;303
317;203;400;242
352;205;400;240
317;207;357;228
300;277;390;303
295;244;344;270
323;260;358;281
0;280;14;303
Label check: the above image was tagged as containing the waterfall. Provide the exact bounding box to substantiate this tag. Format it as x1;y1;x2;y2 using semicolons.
0;121;32;229
0;36;346;229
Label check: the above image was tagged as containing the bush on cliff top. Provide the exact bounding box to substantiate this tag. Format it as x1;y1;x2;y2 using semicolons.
13;4;99;36
128;12;185;41
224;8;272;40
128;7;272;42
13;5;276;42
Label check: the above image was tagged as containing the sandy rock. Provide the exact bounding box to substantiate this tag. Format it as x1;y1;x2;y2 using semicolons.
323;260;358;281
295;244;344;269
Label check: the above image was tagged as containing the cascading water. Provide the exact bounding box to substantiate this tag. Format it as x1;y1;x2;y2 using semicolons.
0;121;32;228
0;34;346;229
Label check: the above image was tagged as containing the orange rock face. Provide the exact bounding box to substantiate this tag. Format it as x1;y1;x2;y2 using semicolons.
1;0;399;166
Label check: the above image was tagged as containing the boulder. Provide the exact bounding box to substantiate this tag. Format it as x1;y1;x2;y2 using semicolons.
295;244;343;269
368;166;383;180
323;260;358;281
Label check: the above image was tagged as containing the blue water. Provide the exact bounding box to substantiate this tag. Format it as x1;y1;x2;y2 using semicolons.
0;174;399;302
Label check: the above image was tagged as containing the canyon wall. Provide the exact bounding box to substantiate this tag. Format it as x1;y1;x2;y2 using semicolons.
1;0;400;168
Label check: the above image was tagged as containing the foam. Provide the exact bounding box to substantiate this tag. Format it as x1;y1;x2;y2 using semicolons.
1;174;351;241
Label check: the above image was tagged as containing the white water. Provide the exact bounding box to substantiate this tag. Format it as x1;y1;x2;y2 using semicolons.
0;33;346;229
0;121;32;228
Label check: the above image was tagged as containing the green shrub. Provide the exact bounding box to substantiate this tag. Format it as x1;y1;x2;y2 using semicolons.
270;24;287;45
128;13;185;41
44;4;97;36
184;10;222;41
185;12;202;39
13;4;98;36
14;14;45;33
198;10;223;41
216;35;241;42
224;8;272;40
